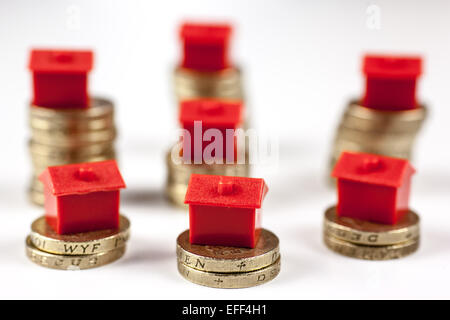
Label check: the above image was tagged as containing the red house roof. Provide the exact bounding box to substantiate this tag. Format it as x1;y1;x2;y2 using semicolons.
39;160;126;196
363;54;422;80
179;99;243;127
332;152;415;188
184;174;268;208
29;49;93;74
180;23;231;45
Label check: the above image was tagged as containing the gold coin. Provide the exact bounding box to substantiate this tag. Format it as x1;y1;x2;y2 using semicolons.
29;140;115;159
30;127;116;147
30;215;130;255
30;98;114;121
337;128;416;151
332;138;412;160
30;115;114;134
177;229;280;273
30;176;43;191
31;150;116;169
174;66;243;100
178;258;280;289
25;236;125;270
329;100;427;179
342;101;427;133
324;233;419;260
28;188;44;206
166;183;189;209
31;151;116;176
323;206;420;246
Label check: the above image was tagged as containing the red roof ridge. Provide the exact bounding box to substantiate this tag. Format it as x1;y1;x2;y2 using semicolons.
363;54;422;79
180;22;232;43
332;151;415;188
184;174;268;208
179;98;243;127
39;160;126;196
29;49;93;74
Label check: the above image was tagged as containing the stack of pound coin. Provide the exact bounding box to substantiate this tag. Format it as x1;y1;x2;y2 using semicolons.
177;229;280;288
165;148;250;208
26;215;130;270
329;100;427;177
323;206;420;260
28;97;117;205
173;68;251;131
173;67;243;102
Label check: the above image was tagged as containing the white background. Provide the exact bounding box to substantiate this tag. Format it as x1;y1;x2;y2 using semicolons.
0;0;449;299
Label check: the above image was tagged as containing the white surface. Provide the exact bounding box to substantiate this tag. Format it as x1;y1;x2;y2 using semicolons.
1;0;450;299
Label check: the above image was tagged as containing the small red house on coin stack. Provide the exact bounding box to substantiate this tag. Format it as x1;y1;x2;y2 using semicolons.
184;174;268;248
362;55;422;110
332;151;415;225
39;160;126;234
29;49;93;109
179;98;243;163
180;23;232;71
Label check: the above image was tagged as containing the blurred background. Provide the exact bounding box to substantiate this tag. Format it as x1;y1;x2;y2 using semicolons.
1;0;449;299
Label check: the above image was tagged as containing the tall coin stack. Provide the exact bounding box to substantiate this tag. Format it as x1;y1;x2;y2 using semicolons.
329;100;427;172
329;55;426;179
28;49;117;205
174;67;243;102
166;151;249;208
166;99;249;208
29;98;117;205
323;206;419;260
177;229;280;288
173;22;243;103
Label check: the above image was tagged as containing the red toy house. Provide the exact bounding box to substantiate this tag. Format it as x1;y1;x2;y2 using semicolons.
180;22;232;71
184;174;268;248
332;151;415;225
39;160;126;235
29;49;93;109
179;99;243;163
362;54;422;111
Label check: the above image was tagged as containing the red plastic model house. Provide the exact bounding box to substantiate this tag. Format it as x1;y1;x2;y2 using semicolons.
332;151;415;225
179;98;243;163
185;174;268;248
362;54;422;111
179;22;232;71
39;160;126;235
29;49;93;109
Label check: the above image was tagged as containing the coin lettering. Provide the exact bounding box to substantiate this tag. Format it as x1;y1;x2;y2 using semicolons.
324;234;419;261
177;258;281;289
25;236;125;270
177;229;280;273
324;207;419;246
30;215;130;255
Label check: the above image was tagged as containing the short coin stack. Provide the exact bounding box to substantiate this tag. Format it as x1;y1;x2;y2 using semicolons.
26;215;130;270
323;206;420;260
329;100;427;175
28;97;117;205
177;229;280;288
